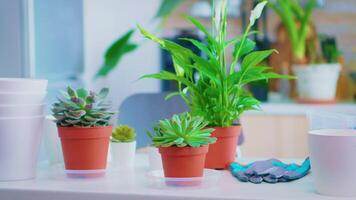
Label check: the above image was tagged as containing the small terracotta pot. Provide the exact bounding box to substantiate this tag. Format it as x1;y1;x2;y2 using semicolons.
57;126;112;170
205;126;241;169
159;145;209;178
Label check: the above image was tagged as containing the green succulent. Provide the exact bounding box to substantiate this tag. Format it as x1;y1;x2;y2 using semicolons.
112;125;136;143
147;112;216;148
52;86;115;127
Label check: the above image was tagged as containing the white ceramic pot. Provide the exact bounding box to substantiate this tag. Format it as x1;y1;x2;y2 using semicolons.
293;63;340;101
43;116;63;165
0;115;45;181
111;141;136;169
309;129;356;197
148;146;162;170
0;104;45;117
0;92;47;105
0;78;47;93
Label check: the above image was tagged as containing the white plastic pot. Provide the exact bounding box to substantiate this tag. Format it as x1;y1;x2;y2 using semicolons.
111;141;136;169
148;146;163;170
309;129;356;197
293;63;340;101
0;104;45;117
0;78;47;93
0;92;47;105
0;115;45;181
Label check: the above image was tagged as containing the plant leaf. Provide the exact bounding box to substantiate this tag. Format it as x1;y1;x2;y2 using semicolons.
95;29;138;78
155;0;185;19
249;1;268;26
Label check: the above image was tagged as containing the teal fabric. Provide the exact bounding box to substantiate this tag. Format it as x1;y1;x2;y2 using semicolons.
230;157;310;184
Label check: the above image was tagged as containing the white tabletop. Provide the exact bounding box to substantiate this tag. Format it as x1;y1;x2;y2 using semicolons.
0;154;353;200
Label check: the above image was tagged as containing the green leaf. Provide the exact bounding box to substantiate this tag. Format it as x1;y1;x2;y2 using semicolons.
241;50;276;70
155;0;185;19
165;92;180;100
233;38;256;59
98;88;109;99
179;38;213;58
76;88;88;98
67;86;77;98
95;30;138;78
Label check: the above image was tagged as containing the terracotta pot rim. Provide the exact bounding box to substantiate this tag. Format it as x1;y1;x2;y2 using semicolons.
159;145;209;156
209;126;241;138
58;126;112;139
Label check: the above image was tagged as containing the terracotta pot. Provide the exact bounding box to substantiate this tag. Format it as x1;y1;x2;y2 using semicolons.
57;126;112;170
159;145;208;178
205;126;241;169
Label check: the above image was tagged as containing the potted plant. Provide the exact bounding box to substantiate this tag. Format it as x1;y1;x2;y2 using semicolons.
147;112;216;177
52;87;114;175
111;125;136;169
138;0;292;169
268;0;340;103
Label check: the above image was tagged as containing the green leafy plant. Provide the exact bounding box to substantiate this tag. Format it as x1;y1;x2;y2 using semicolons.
267;0;317;63
52;87;115;127
95;0;186;79
139;0;293;127
112;125;136;143
319;34;341;64
147;112;216;147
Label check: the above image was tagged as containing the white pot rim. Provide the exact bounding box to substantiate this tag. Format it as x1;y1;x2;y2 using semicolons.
309;129;356;137
0;92;47;95
0;78;48;83
0;115;45;120
0;103;47;107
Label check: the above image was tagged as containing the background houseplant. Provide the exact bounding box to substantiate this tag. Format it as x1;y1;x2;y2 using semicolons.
52;87;114;175
139;0;293;169
111;125;137;169
147;112;216;178
268;0;341;103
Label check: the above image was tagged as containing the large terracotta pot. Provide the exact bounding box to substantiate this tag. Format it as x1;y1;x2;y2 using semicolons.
159;145;208;178
58;126;112;170
205;126;241;169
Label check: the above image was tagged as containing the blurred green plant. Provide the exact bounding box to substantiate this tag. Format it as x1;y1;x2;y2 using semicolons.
95;0;186;79
139;0;294;127
52;87;114;127
147;112;216;147
319;34;341;63
267;0;317;63
112;125;136;143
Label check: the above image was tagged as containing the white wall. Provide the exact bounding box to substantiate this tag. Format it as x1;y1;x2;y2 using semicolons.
83;0;161;123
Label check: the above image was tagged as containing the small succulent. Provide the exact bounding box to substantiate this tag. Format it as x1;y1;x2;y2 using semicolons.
147;112;216;148
111;125;136;143
52;86;114;127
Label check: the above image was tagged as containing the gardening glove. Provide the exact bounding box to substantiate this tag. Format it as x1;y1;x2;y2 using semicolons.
229;157;310;184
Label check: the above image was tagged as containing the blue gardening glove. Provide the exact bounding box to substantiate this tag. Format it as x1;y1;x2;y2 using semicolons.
230;158;310;184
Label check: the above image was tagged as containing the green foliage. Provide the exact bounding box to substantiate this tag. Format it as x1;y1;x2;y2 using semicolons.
95;30;138;78
155;0;185;19
112;125;136;143
319;34;341;63
139;1;294;127
267;0;317;62
52;87;114;127
147;112;216;148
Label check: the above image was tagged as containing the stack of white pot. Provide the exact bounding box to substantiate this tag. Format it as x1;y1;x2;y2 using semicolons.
0;78;47;181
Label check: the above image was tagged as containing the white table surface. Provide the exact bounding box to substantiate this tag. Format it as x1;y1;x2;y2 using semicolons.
0;154;353;200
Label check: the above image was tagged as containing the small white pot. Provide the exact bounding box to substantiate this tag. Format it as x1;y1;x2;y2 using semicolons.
0;78;47;93
148;146;162;170
0;92;47;105
293;63;340;101
111;141;136;169
0;104;45;117
309;129;356;197
0;115;44;181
